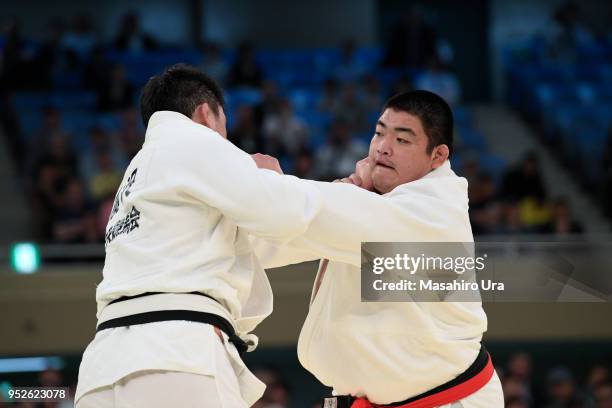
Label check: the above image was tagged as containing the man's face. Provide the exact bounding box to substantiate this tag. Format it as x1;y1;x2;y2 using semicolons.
367;108;436;194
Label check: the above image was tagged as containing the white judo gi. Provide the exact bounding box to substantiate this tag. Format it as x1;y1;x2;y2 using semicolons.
251;161;504;407
75;111;323;407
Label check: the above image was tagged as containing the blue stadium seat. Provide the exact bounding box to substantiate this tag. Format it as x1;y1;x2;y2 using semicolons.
457;128;487;152
16;111;43;139
479;154;507;181
287;89;321;113
226;88;263;106
355;47;383;67
11;91;97;111
96;113;122;132
453;106;472;127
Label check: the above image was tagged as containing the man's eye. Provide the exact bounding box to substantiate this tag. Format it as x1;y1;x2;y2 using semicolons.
374;131;382;137
397;138;409;144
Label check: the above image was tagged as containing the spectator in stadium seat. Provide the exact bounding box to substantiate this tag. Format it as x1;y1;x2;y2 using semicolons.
498;203;524;234
545;367;584;408
52;178;99;243
263;99;308;157
593;383;612;408
62;14;97;60
389;75;415;98
116;107;144;161
96;64;134;112
33;19;67;90
334;39;365;82
468;172;501;234
415;57;461;106
28;107;70;160
543;2;594;61
230;105;265;154
587;366;611;392
0;93;26;174
293;148;316;179
229;41;263;88
38;368;74;408
254;80;282;127
539;198;583;234
519;197;552;232
318;78;340;113
1;18;28;90
502;376;532;407
199;41;229;86
505;397;529;408
88;150;123;203
507;352;533;384
83;46;112;89
32;162;64;240
314;120;368;181
39;367;63;387
382;6;437;68
459;157;481;184
80;126;123;182
506;353;534;403
332;83;368;133
31;132;79;189
362;74;383;112
501;152;547;202
112;11;158;52
252;368;291;408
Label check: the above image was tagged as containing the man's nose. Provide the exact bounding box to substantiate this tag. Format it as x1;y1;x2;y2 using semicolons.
376;136;392;155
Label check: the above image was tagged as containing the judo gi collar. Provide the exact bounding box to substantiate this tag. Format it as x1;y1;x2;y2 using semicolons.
146;110;193;135
145;110;225;145
383;160;454;196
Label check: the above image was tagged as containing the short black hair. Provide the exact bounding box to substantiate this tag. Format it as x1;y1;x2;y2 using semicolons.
139;63;225;127
383;90;454;156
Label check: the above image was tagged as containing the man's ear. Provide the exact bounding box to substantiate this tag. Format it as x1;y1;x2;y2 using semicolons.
192;103;213;127
430;144;450;169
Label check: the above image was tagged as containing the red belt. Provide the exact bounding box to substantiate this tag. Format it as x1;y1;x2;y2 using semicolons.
323;346;494;408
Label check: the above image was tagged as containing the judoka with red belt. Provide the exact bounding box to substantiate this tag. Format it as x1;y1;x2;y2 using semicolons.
251;91;504;408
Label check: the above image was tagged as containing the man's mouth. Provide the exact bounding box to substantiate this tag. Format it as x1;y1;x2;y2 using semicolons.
375;160;394;169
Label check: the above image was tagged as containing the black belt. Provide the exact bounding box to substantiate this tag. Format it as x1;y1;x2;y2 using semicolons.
322;345;491;408
97;292;248;355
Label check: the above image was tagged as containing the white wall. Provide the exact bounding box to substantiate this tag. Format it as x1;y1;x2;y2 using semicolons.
203;0;377;48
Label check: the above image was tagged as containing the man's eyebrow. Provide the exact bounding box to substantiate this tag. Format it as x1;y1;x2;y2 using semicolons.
376;120;416;136
393;127;417;136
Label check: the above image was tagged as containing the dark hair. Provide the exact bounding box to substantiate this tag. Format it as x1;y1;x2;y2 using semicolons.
383;90;454;156
139;63;225;127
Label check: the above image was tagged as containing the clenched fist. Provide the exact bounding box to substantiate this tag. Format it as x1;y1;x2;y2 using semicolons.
354;157;374;191
335;158;374;191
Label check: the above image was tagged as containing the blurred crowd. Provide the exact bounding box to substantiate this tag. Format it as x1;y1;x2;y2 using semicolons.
0;7;587;244
505;1;612;222
467;152;583;235
0;10;462;244
2;356;612;408
499;353;612;408
0;368;76;408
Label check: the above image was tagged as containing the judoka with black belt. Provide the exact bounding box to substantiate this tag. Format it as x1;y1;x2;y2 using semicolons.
75;64;324;407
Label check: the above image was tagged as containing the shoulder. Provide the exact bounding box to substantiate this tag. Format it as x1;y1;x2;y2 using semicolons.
389;173;468;207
